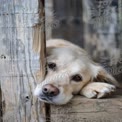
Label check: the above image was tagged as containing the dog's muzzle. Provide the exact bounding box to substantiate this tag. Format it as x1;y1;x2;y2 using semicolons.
41;84;60;99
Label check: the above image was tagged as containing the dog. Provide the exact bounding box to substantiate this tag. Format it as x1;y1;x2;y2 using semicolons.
34;39;120;105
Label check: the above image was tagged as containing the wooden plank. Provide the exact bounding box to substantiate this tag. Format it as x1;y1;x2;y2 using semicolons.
0;28;40;77
50;95;122;122
0;27;45;122
0;0;46;122
0;76;45;122
0;14;39;28
0;0;38;14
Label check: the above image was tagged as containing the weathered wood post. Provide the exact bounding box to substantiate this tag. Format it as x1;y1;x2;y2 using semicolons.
0;0;46;121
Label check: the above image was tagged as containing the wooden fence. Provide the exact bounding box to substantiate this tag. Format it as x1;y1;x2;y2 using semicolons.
0;0;122;122
0;0;46;121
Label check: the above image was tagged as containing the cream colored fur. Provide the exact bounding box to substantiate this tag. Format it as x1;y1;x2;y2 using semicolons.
34;39;120;105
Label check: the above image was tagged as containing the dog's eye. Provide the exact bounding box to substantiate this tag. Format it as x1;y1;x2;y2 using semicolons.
71;74;82;82
48;62;56;70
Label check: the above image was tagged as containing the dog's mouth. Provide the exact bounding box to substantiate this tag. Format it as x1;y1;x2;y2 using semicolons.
39;94;54;104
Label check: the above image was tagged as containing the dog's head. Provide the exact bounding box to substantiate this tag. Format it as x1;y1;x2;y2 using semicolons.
34;45;118;105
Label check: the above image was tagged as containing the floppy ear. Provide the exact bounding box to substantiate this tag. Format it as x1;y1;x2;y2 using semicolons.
91;63;122;88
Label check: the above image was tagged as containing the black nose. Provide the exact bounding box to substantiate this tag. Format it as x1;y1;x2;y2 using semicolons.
42;84;59;97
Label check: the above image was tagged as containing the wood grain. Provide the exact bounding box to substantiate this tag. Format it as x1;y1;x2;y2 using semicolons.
0;0;46;122
51;96;122;122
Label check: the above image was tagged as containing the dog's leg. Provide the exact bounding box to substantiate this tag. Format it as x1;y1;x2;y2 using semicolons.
81;82;116;98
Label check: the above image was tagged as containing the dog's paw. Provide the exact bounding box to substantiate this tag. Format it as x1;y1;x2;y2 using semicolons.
81;82;116;98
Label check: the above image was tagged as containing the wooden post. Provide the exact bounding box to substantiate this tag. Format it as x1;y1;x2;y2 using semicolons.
0;0;46;122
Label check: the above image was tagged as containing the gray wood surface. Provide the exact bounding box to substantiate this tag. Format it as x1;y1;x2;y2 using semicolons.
0;0;45;122
51;95;122;122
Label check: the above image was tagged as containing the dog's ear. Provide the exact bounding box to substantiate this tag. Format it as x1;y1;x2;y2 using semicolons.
91;63;122;88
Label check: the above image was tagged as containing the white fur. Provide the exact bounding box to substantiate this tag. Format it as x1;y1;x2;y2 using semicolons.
81;82;116;98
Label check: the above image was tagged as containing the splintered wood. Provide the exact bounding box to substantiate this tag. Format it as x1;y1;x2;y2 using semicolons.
33;0;46;82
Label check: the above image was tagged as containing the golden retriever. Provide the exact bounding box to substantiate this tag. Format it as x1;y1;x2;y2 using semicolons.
34;39;120;105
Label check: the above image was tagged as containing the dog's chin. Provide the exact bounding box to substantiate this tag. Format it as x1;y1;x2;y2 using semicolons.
38;95;54;104
38;94;73;105
39;97;53;104
39;97;63;105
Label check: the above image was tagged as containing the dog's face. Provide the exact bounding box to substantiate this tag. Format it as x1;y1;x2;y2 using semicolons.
33;39;119;105
34;46;101;105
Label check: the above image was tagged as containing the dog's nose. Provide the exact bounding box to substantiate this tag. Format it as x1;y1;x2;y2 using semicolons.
42;84;59;97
